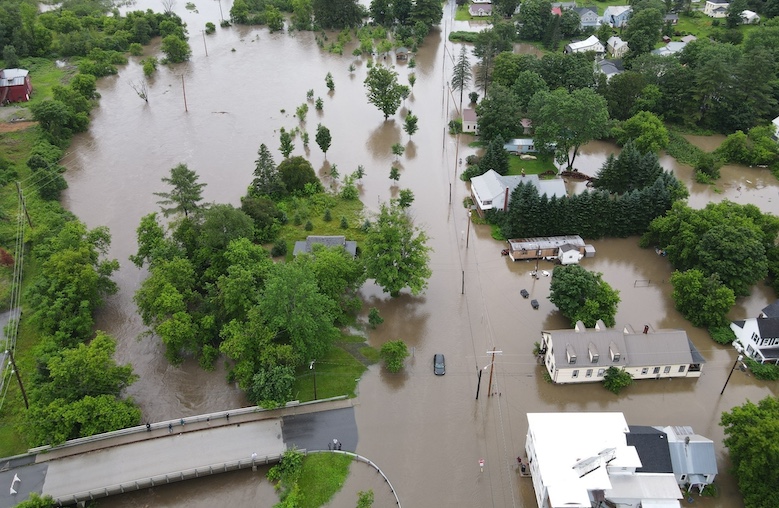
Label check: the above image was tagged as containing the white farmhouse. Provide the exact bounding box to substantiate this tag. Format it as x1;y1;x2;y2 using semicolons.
565;35;605;54
703;0;729;17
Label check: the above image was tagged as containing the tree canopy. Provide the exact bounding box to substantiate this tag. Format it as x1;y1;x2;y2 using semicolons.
363;203;432;297
549;265;620;328
364;65;404;120
528;87;610;170
721;396;779;508
154;163;207;219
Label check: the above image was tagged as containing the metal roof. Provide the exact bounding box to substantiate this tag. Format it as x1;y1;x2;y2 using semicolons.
0;68;29;87
623;331;695;367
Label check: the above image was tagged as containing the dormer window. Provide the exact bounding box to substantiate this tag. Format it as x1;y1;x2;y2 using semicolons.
588;342;599;363
566;344;577;364
609;342;620;362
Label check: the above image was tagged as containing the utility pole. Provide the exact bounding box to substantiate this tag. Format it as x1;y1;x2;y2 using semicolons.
310;360;317;400
6;349;28;409
475;364;490;399
181;75;188;112
201;30;208;56
466;210;472;248
216;0;224;21
15;182;32;228
486;348;503;398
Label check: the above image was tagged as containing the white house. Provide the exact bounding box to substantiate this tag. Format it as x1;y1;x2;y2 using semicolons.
602;5;632;27
607;36;629;58
651;41;689;57
659;425;718;493
565;35;605;54
741;9;760;23
772;116;779;142
469;2;493;16
541;321;705;384
573;6;600;28
470;170;567;216
462;108;478;133
703;0;729;17
730;317;779;364
525;412;683;508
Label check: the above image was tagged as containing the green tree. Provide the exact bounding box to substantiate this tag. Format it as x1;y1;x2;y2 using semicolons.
603;367;633;394
603;71;648;121
404;111;419;137
26;221;118;346
720;396;779;508
529;87;610;170
252;143;284;197
411;0;443;27
278;156;321;195
397;188;415;208
478;135;509;176
35;332;137;404
364;65;404;120
312;0;363;28
593;141;663;195
391;142;405;159
303;244;366;320
30;99;88;145
697;223;768;297
389;166;400;182
517;0;552;41
154;163;207;219
370;0;392;25
292;0;314;29
259;261;339;362
248;364;296;407
726;0;747;28
670;269;735;328
316;124;332;156
325;71;335;91
216;238;274;320
200;204;255;252
475;83;524;143
451;46;472;111
368;307;384;328
510;71;548;112
623;8;663;59
473;23;515;93
161;34;192;63
380;340;409;373
279;128;295;158
265;5;284;32
363;203;432;297
549;265;620;328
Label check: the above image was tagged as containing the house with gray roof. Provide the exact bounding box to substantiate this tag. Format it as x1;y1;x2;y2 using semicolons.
603;5;632;27
627;426;674;474
470;169;567;216
293;236;357;257
607;36;629;58
597;59;624;81
651;41;689;57
657;425;718;493
541;321;704;384
573;6;600;28
760;299;779;318
730;316;779;364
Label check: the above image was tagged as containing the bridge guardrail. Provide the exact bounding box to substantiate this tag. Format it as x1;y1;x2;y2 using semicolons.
54;451;291;506
307;450;401;507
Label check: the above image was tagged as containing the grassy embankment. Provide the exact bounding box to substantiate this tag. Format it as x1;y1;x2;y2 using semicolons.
0;57;74;457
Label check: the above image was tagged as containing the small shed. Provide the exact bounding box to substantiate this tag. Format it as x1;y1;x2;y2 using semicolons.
0;68;32;104
503;138;536;154
395;47;409;60
462;108;478;133
293;236;357;258
559;244;584;265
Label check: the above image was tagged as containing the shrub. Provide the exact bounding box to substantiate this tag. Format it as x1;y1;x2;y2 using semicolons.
323;208;332;222
709;326;736;345
271;240;287;257
743;358;779;381
368;307;383;328
603;367;632;394
205;22;216;34
304;220;313;231
380;340;409;373
340;216;348;229
128;43;143;56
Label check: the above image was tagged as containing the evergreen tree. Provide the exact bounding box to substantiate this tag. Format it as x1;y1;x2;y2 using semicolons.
479;135;509;176
154;163;207;219
252;143;284;197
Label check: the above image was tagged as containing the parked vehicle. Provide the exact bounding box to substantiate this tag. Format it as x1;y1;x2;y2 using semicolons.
434;354;445;375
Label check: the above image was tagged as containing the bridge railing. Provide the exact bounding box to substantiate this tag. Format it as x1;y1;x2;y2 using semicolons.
55;451;292;506
307;450;401;508
29;396;347;457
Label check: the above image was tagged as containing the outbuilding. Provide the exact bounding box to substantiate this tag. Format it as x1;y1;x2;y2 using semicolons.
0;68;32;103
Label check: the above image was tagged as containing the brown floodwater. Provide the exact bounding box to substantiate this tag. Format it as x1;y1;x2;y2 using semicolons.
60;1;778;506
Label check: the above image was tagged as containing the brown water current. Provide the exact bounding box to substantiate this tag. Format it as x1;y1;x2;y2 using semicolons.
61;1;778;506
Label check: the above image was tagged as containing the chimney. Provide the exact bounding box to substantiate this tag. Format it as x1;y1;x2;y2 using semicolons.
504;187;510;210
643;325;649;334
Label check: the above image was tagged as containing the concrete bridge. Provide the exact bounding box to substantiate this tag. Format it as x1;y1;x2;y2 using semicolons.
0;398;358;507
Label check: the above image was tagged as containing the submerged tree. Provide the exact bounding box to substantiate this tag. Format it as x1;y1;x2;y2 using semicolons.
364;65;404;120
363;203;432;296
549;265;620;327
451;46;472;112
154;163;207;218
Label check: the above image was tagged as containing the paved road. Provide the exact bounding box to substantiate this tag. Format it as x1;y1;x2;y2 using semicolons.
0;463;47;508
282;407;357;453
40;418;285;502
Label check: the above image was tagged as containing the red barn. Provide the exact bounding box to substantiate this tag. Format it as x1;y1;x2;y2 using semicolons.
0;69;33;104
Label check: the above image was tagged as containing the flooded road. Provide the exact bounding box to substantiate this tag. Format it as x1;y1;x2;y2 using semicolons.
61;0;777;506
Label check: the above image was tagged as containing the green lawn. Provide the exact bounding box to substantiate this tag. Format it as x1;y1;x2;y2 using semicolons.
455;4;474;21
293;335;372;402
297;453;353;508
507;154;557;176
277;193;366;261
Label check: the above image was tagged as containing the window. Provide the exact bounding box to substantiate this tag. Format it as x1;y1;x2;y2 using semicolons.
681;475;687;482
664;366;671;374
572;370;579;378
678;365;686;373
641;368;648;375
653;367;661;374
597;369;605;377
586;369;593;377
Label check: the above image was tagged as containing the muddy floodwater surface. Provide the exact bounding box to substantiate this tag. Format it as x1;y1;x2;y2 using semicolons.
60;1;779;506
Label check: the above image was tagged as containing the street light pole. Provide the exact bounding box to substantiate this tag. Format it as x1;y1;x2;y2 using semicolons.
720;351;744;395
466;210;472;248
310;360;317;400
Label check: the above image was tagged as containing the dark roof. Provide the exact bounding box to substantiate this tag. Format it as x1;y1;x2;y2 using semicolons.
762;300;779;318
574;6;598;15
627;426;674;473
688;339;706;364
756;317;779;340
